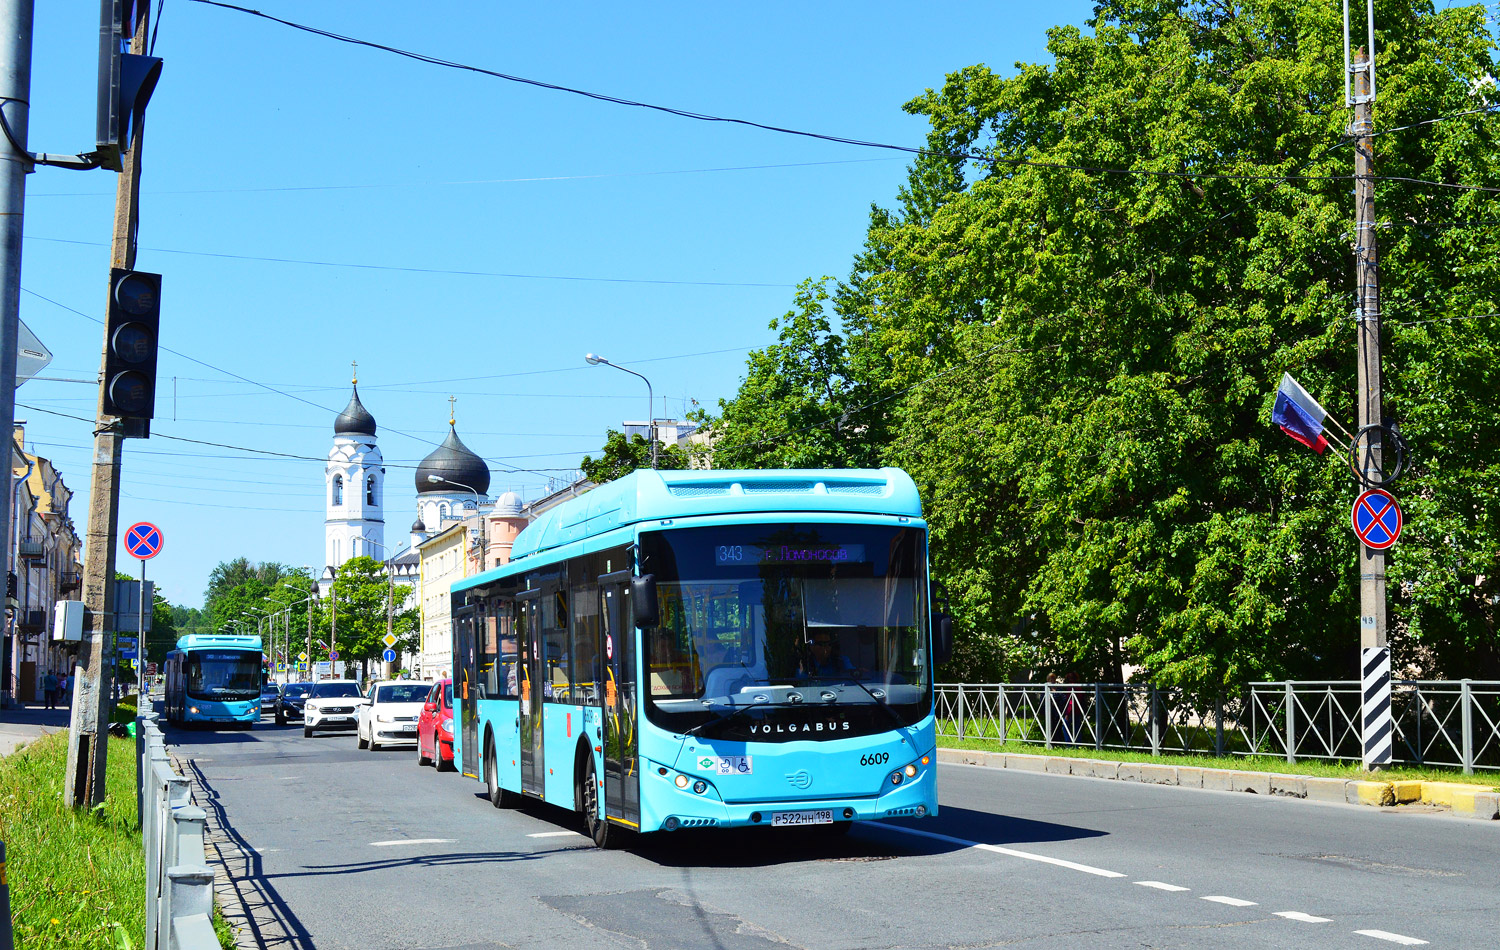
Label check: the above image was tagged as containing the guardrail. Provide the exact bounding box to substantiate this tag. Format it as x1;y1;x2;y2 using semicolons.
137;712;221;950
935;680;1500;774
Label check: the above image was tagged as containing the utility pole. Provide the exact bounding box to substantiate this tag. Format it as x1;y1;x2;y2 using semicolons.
383;560;393;679
0;1;32;728
65;2;152;808
1350;41;1391;770
305;587;315;683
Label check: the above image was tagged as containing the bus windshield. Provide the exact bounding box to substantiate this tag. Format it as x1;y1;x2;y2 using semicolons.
184;651;262;701
639;523;929;733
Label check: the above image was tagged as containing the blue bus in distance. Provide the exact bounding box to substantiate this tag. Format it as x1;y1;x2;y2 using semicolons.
163;634;263;727
450;468;950;847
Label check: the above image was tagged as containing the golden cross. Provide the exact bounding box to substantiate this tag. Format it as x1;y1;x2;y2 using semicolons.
351;359;358;385
448;395;457;426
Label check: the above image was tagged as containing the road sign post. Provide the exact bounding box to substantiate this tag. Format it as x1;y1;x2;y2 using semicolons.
123;522;162;709
1351;489;1401;767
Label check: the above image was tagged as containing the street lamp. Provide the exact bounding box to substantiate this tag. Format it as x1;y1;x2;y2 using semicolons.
585;353;657;470
426;474;488;562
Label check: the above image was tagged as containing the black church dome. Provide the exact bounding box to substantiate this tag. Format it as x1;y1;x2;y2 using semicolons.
334;385;377;436
415;425;490;496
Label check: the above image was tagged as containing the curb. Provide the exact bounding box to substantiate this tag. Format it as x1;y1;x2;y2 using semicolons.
937;748;1500;819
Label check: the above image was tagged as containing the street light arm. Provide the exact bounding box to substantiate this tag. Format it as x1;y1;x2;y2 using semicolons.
583;354;657;470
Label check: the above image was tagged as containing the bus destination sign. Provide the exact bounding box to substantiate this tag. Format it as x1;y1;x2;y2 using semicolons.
715;544;866;567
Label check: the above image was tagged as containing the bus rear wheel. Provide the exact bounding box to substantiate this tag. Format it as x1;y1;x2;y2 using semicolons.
485;738;518;808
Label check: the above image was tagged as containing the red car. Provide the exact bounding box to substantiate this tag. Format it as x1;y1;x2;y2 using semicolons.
416;677;455;771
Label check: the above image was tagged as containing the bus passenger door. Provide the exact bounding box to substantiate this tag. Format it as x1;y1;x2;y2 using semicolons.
517;592;544;797
600;577;639;826
454;603;480;778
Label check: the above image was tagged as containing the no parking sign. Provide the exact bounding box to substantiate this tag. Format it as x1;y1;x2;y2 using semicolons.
1352;489;1403;550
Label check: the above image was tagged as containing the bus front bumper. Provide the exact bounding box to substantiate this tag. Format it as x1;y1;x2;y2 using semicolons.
187;700;257;722
636;756;937;833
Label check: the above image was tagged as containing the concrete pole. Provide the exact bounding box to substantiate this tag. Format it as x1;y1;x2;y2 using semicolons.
0;0;31;721
1352;49;1392;770
67;0;150;808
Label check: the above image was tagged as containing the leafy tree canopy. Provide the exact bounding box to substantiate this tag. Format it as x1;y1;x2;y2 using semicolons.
580;429;689;484
700;0;1500;690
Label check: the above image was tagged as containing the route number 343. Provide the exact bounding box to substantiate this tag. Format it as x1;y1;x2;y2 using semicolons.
859;752;890;766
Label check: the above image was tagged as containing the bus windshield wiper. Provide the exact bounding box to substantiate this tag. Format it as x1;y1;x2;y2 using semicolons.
680;700;801;739
840;679;909;732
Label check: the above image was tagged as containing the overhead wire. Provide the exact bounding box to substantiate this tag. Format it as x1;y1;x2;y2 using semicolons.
25;235;796;289
186;0;1358;189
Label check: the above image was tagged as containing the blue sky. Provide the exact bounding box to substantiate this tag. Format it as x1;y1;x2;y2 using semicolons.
18;1;1096;608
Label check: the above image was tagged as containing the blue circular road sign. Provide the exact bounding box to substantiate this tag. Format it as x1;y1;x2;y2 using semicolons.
124;522;164;559
1352;489;1403;550
382;648;397;663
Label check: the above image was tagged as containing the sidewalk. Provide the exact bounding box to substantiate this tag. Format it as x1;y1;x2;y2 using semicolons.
0;701;73;756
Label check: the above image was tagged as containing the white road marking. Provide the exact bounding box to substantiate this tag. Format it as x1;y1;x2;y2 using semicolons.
1202;896;1258;907
368;838;454;847
1135;881;1189;892
1355;930;1428;946
1276;912;1332;923
874;824;1124;878
526;831;582;838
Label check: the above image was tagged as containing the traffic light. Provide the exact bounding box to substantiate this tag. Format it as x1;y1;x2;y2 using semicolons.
96;0;163;173
102;269;162;437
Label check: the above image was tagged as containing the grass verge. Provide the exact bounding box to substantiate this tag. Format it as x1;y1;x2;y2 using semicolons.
938;735;1500;788
0;732;143;949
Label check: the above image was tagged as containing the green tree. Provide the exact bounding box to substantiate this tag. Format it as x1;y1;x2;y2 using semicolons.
580;429;689;484
323;556;417;673
702;0;1500;689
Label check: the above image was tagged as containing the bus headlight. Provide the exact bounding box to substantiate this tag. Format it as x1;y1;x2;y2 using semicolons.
189;706;199;715
674;773;690;789
692;780;707;795
904;764;918;778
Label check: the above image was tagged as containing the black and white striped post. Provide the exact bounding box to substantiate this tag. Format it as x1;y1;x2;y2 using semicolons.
1362;647;1392;768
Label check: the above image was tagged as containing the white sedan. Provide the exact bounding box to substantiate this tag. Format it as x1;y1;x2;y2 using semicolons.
302;680;365;737
357;680;432;751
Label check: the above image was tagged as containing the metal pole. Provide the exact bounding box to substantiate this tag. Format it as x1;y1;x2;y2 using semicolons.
1286;682;1297;764
1461;679;1474;775
136;557;145;704
0;839;13;950
0;0;30;732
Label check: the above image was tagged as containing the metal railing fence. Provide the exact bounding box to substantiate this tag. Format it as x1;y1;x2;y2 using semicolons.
138;712;220;950
935;680;1500;774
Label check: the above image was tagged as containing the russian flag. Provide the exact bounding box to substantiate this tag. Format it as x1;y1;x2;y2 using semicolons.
1272;373;1329;454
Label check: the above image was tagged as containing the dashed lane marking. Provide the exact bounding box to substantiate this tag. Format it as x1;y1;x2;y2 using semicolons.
368;838;454;847
1135;881;1189;892
873;824;1125;878
1202;896;1258;907
1355;930;1428;946
1276;912;1332;923
526;831;583;838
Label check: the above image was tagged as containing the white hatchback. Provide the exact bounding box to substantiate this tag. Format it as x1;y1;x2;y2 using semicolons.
301;680;365;737
357;680;432;751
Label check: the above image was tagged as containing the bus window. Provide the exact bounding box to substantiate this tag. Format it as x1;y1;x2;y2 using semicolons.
647;630;694;697
542;585;571;701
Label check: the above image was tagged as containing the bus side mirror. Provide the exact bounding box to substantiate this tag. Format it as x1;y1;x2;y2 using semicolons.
632;574;660;628
934;615;953;667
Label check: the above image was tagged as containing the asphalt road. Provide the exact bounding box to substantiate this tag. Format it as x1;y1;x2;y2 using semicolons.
166;714;1498;950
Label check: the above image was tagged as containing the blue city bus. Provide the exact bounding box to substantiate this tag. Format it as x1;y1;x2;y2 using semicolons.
163;634;264;727
450;468;950;847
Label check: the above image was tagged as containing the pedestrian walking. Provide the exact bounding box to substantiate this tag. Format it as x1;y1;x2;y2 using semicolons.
61;669;73;704
41;670;58;710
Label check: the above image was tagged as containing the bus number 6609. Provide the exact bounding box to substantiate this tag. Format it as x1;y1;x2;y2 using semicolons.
859;752;889;766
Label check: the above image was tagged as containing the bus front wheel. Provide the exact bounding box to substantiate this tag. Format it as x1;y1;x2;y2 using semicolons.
581;756;619;850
